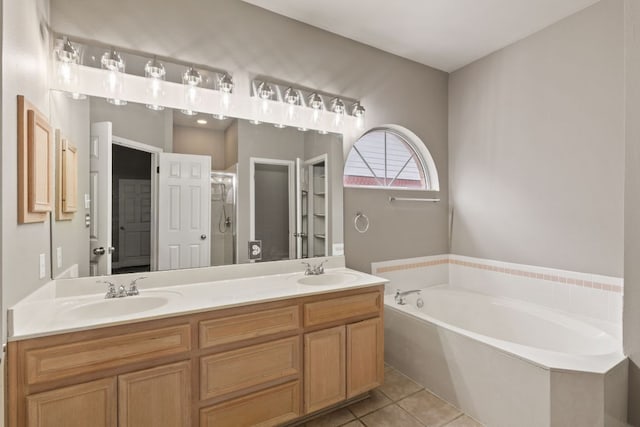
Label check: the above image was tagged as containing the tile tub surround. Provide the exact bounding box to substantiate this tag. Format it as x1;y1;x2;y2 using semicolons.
372;254;623;324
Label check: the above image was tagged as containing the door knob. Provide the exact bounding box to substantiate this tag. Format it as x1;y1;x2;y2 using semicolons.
200;234;207;240
93;247;106;255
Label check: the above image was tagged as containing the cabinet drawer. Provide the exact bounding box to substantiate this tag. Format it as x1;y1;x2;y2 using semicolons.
199;306;299;348
200;381;300;427
25;325;191;385
304;291;381;327
200;336;299;400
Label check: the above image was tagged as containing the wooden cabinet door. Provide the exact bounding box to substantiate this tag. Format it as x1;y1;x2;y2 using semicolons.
347;317;384;398
26;378;117;427
118;361;191;427
304;325;346;413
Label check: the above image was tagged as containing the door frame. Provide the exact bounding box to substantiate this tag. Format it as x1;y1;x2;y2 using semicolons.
249;157;296;260
112;136;162;271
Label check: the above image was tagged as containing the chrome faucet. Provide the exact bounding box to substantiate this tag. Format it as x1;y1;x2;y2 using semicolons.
394;289;421;305
127;276;146;296
302;260;328;275
100;280;127;299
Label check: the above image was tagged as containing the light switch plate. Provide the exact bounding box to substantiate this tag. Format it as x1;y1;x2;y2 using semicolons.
332;243;344;256
39;253;46;279
56;247;63;268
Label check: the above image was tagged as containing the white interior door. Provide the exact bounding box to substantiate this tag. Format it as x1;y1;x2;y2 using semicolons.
89;122;113;276
118;179;151;268
157;152;211;270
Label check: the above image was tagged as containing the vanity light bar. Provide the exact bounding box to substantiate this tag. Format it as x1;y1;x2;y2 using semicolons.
50;35;363;132
250;79;365;134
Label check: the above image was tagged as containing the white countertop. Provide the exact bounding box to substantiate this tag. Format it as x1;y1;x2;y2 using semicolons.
8;267;388;341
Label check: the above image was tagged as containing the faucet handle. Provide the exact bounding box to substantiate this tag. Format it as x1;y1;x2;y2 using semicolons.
99;280;118;298
127;276;146;296
315;259;328;274
301;261;312;275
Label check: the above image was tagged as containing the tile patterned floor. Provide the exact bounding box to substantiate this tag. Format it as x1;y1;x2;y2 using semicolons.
303;366;484;427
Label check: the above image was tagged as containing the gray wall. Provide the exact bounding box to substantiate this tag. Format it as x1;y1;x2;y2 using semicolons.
49;92;90;278
2;0;51;336
624;0;640;424
49;0;450;274
236;121;305;263
90;98;173;151
449;0;624;277
173;126;226;170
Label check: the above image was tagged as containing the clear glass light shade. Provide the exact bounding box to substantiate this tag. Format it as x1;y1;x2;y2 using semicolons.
284;87;299;105
55;38;85;99
101;49;125;73
352;103;366;130
257;82;273;100
218;73;234;93
181;67;202;115
57;37;79;64
145;58;166;111
331;98;346;115
182;66;202;86
145;58;166;79
104;70;126;106
308;93;323;110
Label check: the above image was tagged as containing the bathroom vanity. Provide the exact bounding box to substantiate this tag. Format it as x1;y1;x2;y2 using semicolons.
6;266;386;427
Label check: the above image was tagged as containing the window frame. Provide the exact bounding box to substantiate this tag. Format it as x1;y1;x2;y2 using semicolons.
343;124;439;191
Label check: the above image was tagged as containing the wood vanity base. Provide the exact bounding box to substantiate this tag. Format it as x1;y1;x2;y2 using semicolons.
6;285;384;427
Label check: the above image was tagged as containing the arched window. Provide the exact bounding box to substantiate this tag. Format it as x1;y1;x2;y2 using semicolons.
343;125;439;190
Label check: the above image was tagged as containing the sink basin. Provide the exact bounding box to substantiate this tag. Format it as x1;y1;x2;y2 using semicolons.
62;296;169;320
297;272;360;286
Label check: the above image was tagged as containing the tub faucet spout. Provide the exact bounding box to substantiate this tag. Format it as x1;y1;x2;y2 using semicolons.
395;289;421;305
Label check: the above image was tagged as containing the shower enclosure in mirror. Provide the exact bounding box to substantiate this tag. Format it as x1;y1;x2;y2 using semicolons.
48;91;344;278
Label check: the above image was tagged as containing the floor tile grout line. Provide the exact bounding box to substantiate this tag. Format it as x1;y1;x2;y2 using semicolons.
442;413;466;426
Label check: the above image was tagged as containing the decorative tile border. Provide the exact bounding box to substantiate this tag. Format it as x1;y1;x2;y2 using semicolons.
373;255;623;294
375;258;448;274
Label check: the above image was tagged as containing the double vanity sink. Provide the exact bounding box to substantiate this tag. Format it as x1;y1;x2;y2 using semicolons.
57;271;361;323
7;260;388;427
9;266;374;339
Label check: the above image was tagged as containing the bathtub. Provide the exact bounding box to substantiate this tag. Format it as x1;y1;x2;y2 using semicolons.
384;285;628;427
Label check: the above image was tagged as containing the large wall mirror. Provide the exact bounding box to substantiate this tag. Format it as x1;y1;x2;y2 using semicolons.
49;91;344;279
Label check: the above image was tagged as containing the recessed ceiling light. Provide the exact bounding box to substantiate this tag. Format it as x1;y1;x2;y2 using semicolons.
197;119;208;125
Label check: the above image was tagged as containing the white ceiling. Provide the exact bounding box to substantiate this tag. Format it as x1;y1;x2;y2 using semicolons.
242;0;600;72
